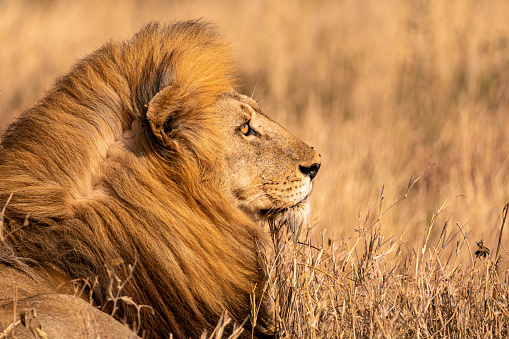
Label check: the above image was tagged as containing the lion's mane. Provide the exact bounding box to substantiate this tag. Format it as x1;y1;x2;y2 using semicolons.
0;21;268;338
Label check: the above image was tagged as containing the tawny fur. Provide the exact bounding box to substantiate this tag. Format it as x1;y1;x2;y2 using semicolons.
0;21;269;338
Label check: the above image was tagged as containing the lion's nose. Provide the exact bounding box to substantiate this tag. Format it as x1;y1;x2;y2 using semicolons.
299;162;321;181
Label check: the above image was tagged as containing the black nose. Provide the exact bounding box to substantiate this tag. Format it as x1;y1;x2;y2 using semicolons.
299;163;321;181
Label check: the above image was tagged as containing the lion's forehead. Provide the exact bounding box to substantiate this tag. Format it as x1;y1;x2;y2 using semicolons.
223;91;262;114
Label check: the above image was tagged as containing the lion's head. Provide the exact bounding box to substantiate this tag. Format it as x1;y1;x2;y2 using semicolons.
147;87;321;228
214;92;320;225
0;21;319;338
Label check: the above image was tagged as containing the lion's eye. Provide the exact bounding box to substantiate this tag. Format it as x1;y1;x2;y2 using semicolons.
240;123;250;135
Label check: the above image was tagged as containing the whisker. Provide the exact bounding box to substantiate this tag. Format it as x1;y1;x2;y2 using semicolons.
254;88;266;102
251;79;260;99
237;192;269;213
265;200;289;216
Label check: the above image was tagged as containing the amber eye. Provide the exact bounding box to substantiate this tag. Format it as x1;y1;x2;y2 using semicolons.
240;123;250;135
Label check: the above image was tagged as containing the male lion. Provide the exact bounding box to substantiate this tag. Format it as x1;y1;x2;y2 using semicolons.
0;21;320;338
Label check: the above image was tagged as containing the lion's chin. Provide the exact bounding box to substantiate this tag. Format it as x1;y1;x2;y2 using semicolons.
262;197;311;235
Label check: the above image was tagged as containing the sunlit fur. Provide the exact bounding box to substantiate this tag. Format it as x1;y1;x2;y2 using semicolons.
0;21;270;338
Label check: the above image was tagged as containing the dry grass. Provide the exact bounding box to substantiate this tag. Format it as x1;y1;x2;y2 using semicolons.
263;176;509;338
1;0;509;337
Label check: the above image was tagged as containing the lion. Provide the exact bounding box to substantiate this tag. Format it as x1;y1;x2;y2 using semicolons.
0;20;320;338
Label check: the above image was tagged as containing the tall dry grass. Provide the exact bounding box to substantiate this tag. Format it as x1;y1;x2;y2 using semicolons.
1;0;509;337
264;197;509;338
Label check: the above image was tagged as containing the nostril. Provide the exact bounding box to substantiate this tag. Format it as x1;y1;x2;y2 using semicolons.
299;162;321;181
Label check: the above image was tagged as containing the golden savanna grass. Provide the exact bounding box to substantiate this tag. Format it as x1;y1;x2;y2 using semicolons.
1;0;509;337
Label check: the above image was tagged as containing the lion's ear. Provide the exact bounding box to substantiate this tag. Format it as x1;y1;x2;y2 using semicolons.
146;85;187;148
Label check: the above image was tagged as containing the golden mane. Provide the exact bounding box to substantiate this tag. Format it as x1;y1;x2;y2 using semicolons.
0;21;268;337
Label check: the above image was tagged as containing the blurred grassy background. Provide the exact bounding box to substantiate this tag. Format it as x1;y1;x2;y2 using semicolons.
1;0;509;264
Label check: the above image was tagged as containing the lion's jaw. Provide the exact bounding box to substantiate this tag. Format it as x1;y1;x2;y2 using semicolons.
215;91;321;228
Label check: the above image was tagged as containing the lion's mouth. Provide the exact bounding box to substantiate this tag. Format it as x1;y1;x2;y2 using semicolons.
260;195;310;216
